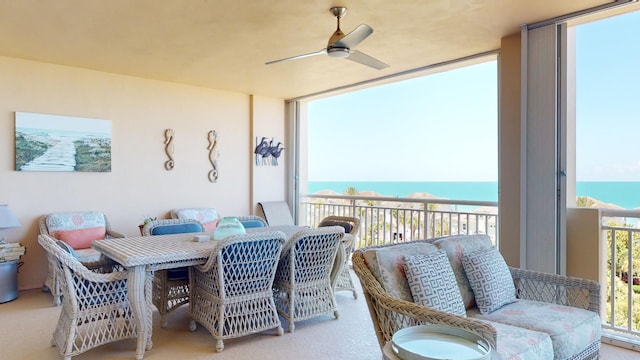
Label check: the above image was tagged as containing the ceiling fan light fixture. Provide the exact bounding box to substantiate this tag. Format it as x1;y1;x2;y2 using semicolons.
327;47;350;58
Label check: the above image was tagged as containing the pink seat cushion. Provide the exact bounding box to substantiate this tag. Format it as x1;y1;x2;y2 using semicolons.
55;226;106;250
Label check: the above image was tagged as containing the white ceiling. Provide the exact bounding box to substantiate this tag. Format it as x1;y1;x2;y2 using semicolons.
0;0;624;99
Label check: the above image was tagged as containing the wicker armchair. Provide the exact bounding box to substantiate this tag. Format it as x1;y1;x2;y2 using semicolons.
142;218;205;327
352;241;601;360
39;211;124;306
273;226;345;332
318;215;361;299
38;234;140;360
188;231;286;352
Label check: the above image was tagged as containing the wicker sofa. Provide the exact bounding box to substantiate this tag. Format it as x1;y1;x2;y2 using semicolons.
352;234;601;360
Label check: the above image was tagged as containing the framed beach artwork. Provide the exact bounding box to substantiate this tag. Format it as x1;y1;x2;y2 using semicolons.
15;112;112;172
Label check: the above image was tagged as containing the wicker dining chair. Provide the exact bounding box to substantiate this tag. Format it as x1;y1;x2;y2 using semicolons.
273;226;345;332
39;211;124;306
142;218;206;327
171;208;267;230
189;231;286;352
237;215;268;228
318;215;361;299
170;207;220;232
38;234;140;360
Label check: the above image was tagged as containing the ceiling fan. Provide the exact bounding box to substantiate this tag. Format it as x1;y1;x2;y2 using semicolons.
265;7;389;70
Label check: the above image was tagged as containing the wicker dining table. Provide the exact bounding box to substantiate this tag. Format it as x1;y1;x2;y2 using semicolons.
92;225;306;360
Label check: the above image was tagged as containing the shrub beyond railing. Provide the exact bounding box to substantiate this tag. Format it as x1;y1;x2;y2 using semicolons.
602;209;640;339
299;194;498;249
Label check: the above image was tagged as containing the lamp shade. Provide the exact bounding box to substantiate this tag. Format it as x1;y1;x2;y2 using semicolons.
0;205;20;229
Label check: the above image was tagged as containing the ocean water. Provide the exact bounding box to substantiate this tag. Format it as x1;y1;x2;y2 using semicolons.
307;181;640;210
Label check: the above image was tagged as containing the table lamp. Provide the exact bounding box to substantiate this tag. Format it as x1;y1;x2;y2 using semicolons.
0;205;21;242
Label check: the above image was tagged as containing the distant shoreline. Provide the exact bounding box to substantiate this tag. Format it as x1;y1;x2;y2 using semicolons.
307;181;640;210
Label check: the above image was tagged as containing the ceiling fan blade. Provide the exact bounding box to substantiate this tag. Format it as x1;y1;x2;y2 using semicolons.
265;49;327;65
346;50;389;70
333;24;373;49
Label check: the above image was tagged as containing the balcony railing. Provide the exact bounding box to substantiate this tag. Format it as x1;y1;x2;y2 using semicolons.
299;193;499;249
601;209;640;340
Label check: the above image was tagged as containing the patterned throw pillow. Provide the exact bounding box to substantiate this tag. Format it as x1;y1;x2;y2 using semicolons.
432;234;493;309
374;243;439;301
462;247;516;314
403;251;467;317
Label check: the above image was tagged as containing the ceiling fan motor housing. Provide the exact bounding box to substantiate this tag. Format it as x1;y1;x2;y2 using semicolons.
327;47;350;58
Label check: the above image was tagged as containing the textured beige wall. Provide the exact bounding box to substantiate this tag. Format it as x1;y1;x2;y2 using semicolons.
566;207;603;282
498;33;522;267
250;95;286;212
0;56;284;291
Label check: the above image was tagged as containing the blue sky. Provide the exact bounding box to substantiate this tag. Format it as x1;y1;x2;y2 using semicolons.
308;61;498;181
576;10;640;181
308;9;639;182
16;112;111;134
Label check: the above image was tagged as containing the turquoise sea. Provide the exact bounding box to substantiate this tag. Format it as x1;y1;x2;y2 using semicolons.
307;181;640;210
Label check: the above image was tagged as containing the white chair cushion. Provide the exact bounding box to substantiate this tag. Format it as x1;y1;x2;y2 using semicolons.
74;248;103;263
403;251;466;317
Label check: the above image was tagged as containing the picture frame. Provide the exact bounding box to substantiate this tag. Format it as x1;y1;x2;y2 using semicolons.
15;112;112;172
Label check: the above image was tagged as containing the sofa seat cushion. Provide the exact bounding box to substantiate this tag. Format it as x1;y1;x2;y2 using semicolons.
432;234;493;309
362;242;439;301
469;299;602;360
479;319;554;360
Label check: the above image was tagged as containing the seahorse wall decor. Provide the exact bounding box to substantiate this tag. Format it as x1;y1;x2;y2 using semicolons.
254;137;284;166
164;129;175;170
207;130;219;183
